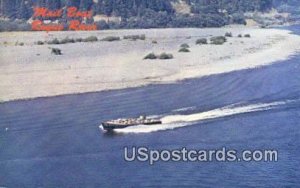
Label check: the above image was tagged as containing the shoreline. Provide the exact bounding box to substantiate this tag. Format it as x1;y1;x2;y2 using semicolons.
1;26;300;103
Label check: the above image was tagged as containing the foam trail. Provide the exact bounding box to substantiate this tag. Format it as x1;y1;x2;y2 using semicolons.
113;100;292;134
162;101;286;124
172;106;196;112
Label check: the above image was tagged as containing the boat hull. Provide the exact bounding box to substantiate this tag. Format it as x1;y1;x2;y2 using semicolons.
101;121;162;131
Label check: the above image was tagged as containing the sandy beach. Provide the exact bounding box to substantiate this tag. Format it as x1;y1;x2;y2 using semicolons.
0;26;300;102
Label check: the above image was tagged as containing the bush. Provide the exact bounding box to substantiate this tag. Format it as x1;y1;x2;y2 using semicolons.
196;38;207;45
140;34;146;40
124;34;146;41
238;34;242;38
210;36;227;45
100;36;120;42
159;53;173;60
51;48;62;55
37;41;44;45
144;53;157;60
0;20;31;32
231;13;247;25
179;48;190;53
75;38;83;42
180;43;190;48
260;25;267;28
244;34;251;38
225;32;233;37
60;37;75;44
15;42;24;46
48;38;60;45
83;36;98;42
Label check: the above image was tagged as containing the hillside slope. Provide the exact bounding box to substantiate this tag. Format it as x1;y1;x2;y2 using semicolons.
0;0;298;31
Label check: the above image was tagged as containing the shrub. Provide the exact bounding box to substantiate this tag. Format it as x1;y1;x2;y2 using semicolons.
140;34;146;40
51;48;62;55
83;36;98;42
180;43;190;48
75;38;83;42
179;48;190;52
159;53;173;60
69;38;75;43
210;36;227;45
48;38;60;45
260;25;267;28
37;41;44;45
124;34;146;41
124;35;136;40
125;34;146;41
100;36;120;42
225;32;233;37
244;34;251;38
60;37;75;44
196;38;207;45
15;42;24;46
238;34;242;38
144;53;157;60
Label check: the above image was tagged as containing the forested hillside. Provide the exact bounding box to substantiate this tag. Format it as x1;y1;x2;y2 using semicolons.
273;0;300;14
0;0;298;31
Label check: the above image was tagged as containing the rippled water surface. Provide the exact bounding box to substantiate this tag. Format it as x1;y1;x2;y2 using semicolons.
0;26;300;187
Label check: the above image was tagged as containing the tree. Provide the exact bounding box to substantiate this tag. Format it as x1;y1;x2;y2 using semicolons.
79;0;93;10
65;0;80;8
17;0;30;19
46;0;61;10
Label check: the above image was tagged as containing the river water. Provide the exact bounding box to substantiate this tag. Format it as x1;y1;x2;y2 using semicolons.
0;25;300;187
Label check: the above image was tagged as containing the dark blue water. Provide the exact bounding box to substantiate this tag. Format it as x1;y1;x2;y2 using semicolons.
1;26;300;188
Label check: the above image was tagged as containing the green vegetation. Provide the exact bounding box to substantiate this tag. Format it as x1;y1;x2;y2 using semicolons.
210;36;227;45
100;36;121;42
144;52;174;60
37;41;44;45
75;38;83;42
60;37;75;44
15;42;24;46
225;32;233;37
159;53;173;60
180;43;190;48
179;48;190;53
47;38;60;45
123;34;146;41
274;0;300;15
51;48;62;55
196;38;208;45
83;36;98;42
0;20;30;32
1;0;289;31
144;53;157;60
43;36;98;45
